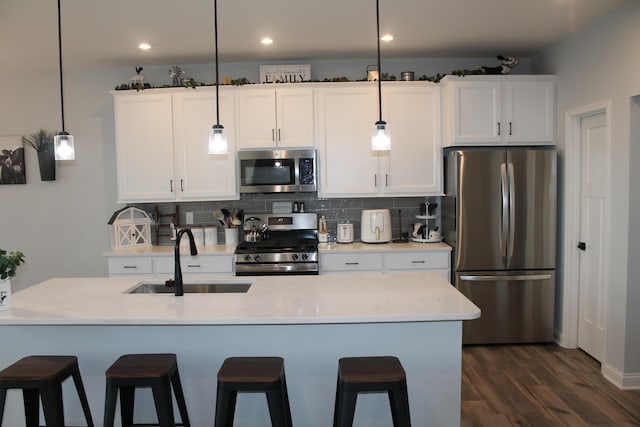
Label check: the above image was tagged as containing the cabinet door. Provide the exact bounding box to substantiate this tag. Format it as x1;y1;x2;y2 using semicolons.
237;88;277;149
316;85;378;197
114;93;175;202
382;85;442;195
504;80;555;144
172;88;238;200
276;88;315;147
449;80;502;144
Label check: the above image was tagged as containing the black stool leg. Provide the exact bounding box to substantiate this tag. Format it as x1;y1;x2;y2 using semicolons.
151;377;175;427
119;386;135;427
266;384;287;427
336;390;357;427
103;380;118;427
72;369;95;427
22;389;40;427
214;386;237;427
40;382;65;427
389;387;411;427
171;369;191;427
0;388;5;426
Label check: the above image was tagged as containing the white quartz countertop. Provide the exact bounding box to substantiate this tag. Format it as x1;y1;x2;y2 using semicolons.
105;245;235;257
0;273;479;326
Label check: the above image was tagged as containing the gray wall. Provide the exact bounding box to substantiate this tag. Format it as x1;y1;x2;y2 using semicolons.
533;1;640;376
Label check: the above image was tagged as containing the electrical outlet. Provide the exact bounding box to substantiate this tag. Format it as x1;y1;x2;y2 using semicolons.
186;212;194;224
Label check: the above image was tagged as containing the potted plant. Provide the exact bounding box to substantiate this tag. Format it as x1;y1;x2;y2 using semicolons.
22;129;56;181
0;248;25;312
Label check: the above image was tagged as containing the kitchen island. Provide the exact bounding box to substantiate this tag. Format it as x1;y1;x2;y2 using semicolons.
0;273;479;426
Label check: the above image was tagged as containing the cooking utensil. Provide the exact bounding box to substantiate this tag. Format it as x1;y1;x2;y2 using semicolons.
213;210;226;227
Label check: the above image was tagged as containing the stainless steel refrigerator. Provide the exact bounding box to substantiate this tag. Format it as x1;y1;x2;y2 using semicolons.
442;147;557;344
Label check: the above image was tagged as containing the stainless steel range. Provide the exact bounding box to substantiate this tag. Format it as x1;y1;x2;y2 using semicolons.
235;213;318;276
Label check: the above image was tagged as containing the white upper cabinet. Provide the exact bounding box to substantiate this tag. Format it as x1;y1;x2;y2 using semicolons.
316;84;379;197
316;82;442;198
237;85;315;149
114;92;175;202
382;83;442;195
113;87;238;203
172;88;237;200
441;75;555;146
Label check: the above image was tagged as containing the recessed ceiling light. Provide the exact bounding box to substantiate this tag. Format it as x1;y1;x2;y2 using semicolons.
138;42;151;50
261;37;274;45
381;34;394;42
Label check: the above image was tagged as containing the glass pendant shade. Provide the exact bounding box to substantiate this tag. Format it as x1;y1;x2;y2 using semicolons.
54;131;75;160
208;124;228;154
371;121;391;151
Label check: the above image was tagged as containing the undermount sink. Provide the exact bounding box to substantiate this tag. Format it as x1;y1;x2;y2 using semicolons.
125;281;252;294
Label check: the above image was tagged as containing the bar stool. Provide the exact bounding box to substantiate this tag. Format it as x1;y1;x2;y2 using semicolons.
333;356;411;427
214;357;292;427
0;355;94;427
103;353;190;427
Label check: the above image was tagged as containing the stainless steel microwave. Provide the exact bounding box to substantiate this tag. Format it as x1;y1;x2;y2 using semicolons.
238;149;317;193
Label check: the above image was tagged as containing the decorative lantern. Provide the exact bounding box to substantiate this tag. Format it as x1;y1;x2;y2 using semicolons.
108;207;153;249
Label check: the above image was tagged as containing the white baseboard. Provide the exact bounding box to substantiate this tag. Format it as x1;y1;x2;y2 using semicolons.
602;363;640;390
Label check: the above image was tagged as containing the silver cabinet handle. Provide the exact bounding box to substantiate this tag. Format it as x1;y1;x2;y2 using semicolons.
169;179;174;192
345;262;360;265
272;129;275;141
180;179;184;192
278;129;281;141
187;264;201;268
411;260;426;264
123;265;138;269
385;174;389;186
497;122;501;135
509;122;513;135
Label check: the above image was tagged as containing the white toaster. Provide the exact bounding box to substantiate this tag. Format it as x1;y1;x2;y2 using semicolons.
360;209;392;243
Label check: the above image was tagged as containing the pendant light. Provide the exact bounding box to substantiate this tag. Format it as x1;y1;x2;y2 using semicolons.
371;0;391;152
54;0;75;161
208;0;228;155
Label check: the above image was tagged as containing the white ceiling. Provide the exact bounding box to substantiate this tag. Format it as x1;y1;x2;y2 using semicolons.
1;0;630;69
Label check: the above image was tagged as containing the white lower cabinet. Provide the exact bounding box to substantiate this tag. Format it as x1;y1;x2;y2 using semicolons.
319;247;451;280
107;254;234;277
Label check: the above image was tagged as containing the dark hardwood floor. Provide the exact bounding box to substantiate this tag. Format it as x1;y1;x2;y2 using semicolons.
461;344;640;426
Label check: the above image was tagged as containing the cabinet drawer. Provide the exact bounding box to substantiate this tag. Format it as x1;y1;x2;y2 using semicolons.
384;251;449;271
108;257;153;275
154;255;233;275
320;253;382;272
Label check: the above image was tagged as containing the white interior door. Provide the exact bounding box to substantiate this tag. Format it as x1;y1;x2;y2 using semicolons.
577;112;608;362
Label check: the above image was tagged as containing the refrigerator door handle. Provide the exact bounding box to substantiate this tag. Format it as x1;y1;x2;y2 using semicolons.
507;162;516;263
460;274;553;282
500;163;509;262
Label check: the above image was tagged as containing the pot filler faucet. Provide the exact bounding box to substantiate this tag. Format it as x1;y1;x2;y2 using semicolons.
173;228;198;296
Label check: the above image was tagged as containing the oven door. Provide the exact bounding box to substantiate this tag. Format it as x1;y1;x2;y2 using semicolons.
235;262;319;276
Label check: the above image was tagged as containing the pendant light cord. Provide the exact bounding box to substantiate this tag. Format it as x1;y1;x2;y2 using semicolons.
214;0;220;126
57;0;66;132
376;0;382;123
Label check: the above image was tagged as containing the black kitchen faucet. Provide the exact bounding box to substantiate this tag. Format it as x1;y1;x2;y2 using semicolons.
172;228;198;296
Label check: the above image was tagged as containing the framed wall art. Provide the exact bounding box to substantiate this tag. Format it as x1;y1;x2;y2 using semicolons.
0;136;26;185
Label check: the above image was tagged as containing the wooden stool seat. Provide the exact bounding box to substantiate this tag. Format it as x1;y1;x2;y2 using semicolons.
333;356;411;427
103;353;190;427
0;355;94;427
215;357;292;427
